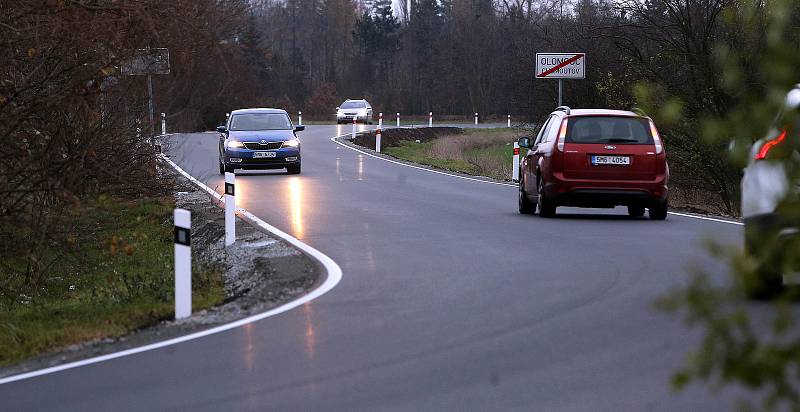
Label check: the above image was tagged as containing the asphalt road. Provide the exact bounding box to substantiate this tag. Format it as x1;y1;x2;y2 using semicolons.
2;124;745;411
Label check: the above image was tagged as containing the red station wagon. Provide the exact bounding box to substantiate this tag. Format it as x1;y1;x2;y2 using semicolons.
518;106;669;220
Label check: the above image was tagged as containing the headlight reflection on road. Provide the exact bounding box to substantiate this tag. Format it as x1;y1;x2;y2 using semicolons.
303;303;316;361
243;323;255;371
288;177;304;239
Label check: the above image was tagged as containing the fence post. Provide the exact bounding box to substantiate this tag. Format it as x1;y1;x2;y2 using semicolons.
174;208;192;320
512;142;520;182
224;172;235;246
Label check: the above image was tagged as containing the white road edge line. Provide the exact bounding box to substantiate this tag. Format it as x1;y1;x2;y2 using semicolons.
329;133;744;226
0;154;343;386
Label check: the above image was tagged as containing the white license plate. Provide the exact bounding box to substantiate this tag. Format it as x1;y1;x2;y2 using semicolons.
592;155;630;165
254;151;277;158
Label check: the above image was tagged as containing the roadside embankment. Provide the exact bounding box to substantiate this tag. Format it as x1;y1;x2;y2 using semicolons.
0;164;320;377
353;127;526;181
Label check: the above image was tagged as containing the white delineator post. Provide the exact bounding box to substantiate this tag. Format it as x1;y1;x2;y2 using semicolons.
507;114;511;128
298;111;303;125
396;112;400;127
428;112;433;127
161;112;166;135
379;112;383;128
512;142;520;182
352;117;357;139
174;208;192;320
376;128;382;153
224;172;236;246
474;113;478;125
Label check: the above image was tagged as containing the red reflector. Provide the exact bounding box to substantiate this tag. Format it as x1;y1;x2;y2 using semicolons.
755;128;787;160
513;148;520;155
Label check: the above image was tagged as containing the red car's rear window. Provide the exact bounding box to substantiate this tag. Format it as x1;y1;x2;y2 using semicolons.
565;116;653;145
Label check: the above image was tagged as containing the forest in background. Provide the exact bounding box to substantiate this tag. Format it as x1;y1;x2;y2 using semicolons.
2;0;800;303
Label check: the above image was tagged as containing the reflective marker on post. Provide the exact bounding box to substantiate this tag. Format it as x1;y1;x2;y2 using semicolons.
507;114;511;128
224;172;235;246
174;208;192;320
376;128;382;153
352;117;356;139
298;111;303;126
379;112;383;128
475;113;478;125
512;142;520;182
161;112;166;135
428;112;432;127
396;112;400;127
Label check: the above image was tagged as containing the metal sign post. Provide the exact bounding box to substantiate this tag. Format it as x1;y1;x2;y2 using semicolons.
535;53;586;106
123;48;170;138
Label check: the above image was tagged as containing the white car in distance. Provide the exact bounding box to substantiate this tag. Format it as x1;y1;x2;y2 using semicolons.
336;99;373;124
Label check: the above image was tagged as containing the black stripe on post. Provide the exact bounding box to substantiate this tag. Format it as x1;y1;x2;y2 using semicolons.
225;182;235;196
174;227;191;246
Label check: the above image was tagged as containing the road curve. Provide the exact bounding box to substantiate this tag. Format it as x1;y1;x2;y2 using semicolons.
2;125;743;411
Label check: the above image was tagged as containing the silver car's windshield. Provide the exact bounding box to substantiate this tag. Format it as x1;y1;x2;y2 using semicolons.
230;113;292;131
340;101;366;109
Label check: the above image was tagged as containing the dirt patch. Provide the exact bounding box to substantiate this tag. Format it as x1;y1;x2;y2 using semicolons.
0;165;321;378
353;127;463;148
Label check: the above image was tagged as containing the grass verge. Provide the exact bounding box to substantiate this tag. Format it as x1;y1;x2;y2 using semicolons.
383;128;529;180
0;197;225;366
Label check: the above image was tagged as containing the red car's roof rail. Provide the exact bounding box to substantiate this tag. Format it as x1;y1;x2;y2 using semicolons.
555;106;571;115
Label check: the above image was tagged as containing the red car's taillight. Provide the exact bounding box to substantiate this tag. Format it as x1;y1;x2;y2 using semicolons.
755;128;787;160
556;119;568;152
649;120;663;155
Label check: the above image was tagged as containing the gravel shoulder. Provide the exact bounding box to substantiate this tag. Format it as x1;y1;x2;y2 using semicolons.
0;165;322;379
